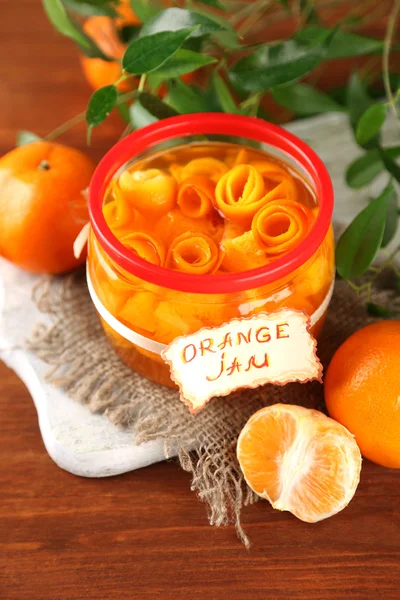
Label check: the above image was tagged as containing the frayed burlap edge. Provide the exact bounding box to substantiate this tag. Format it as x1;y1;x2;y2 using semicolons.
25;267;399;547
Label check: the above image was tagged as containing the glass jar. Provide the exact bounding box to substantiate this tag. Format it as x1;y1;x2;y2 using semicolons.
88;114;334;389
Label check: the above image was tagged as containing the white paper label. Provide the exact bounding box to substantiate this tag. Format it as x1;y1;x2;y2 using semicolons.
162;309;322;413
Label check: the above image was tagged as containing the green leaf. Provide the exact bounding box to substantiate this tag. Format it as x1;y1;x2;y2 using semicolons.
130;92;179;128
379;148;400;185
356;104;387;146
42;0;90;48
382;185;398;247
346;73;373;131
130;0;161;22
42;0;109;58
122;28;195;74
86;84;118;127
167;79;217;113
149;49;216;79
346;73;380;149
228;31;334;93
336;185;392;279
139;7;227;38
346;147;400;189
63;0;119;17
213;29;241;49
16;130;42;146
136;91;179;120
212;72;240;114
367;302;393;318
271;83;345;115
295;26;384;59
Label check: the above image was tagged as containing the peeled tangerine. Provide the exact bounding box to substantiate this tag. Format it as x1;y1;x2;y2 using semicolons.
237;404;362;523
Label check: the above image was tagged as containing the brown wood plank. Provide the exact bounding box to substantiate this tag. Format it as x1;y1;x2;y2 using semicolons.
1;2;400;598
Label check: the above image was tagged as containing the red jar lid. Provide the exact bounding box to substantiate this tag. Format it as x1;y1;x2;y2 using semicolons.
89;113;334;294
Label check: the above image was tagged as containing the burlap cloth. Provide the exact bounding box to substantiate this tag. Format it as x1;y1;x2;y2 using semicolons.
26;262;399;547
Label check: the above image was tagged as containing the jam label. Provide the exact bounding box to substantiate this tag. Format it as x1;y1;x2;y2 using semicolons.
162;309;322;413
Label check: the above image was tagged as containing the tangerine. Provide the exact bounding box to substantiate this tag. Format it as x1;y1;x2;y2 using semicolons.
81;1;140;92
0;141;96;274
325;321;400;469
237;404;362;522
80;1;196;93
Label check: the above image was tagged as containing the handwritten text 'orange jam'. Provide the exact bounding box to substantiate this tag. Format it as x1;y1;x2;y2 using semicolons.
162;310;322;411
181;321;290;382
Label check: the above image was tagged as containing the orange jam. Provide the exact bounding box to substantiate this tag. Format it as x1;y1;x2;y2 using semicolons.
88;119;334;389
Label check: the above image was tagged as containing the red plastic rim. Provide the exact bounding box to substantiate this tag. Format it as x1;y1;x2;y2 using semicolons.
89;113;334;294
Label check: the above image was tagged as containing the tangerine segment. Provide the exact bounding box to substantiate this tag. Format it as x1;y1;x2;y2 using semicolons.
237;404;362;523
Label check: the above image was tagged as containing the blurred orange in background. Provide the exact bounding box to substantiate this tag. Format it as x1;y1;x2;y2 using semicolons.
81;0;140;91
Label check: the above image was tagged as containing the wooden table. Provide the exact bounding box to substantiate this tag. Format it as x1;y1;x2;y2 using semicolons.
1;2;400;598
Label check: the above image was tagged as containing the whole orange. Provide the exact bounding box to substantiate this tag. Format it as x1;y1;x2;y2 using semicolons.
325;321;400;468
81;2;140;92
0;141;96;274
80;2;197;93
81;5;140;91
